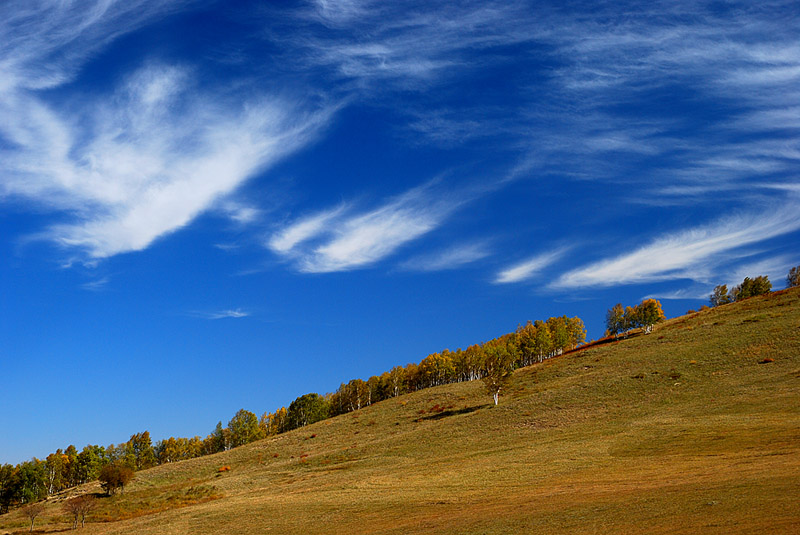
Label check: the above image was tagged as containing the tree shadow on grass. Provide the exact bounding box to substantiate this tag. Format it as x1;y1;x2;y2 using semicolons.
419;404;491;421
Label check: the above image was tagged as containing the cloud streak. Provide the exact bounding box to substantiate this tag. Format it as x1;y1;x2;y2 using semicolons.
269;180;468;272
2;0;798;289
495;248;568;284
399;242;491;272
293;0;545;90
190;308;251;320
554;200;800;289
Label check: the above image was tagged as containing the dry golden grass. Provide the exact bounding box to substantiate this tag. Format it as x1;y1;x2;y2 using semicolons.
3;288;799;534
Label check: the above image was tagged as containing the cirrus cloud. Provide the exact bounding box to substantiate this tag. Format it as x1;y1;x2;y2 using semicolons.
554;200;800;289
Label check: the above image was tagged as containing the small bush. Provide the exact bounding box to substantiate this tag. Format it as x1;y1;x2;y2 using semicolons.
99;463;134;495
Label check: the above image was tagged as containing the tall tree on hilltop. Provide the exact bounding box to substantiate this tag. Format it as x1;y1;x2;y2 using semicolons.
481;343;514;406
386;366;407;397
532;319;553;361
64;445;79;487
155;437;179;464
285;393;329;431
733;275;772;301
228;409;263;447
710;284;732;307
76;445;105;484
17;460;47;504
0;464;18;513
404;362;421;392
126;432;156;471
787;265;799;288
516;321;536;366
45;451;66;495
623;305;637;336
260;408;288;436
366;375;383;406
567;316;587;350
635;299;665;333
605;303;625;339
455;344;483;381
204;422;228;454
547;316;570;356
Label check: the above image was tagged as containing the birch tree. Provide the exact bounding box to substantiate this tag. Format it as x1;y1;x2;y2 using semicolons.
23;502;45;532
481;344;513;406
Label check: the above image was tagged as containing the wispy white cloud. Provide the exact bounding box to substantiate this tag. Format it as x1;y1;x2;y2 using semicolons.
217;201;263;226
399;242;491;272
3;0;799;281
213;243;241;252
644;287;712;301
190;308;250;320
0;0;196;93
267;205;347;254
554;200;800;289
295;1;542;88
25;78;330;258
310;0;370;27
81;277;110;292
269;180;468;272
0;2;337;261
495;248;569;284
489;2;800;208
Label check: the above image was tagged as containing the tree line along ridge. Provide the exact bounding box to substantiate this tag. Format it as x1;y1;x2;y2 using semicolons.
0;314;586;510
2;264;797;517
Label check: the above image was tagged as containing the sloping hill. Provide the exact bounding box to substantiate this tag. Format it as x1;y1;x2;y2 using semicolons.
4;288;800;534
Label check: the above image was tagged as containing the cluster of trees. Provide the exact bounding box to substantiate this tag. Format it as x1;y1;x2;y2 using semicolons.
324;315;586;416
605;298;666;338
251;316;588;432
2;314;586;513
20;494;98;531
710;275;772;307
64;495;96;529
708;265;800;307
0;431;162;512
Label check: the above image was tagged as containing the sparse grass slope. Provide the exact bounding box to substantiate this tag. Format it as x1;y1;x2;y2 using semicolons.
3;288;799;534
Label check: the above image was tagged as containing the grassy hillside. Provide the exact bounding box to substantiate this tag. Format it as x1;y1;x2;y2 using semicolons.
3;288;799;534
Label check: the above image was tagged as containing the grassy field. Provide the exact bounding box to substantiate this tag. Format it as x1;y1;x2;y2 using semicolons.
3;288;799;534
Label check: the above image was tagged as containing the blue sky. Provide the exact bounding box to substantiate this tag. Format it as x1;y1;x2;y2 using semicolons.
1;0;799;465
